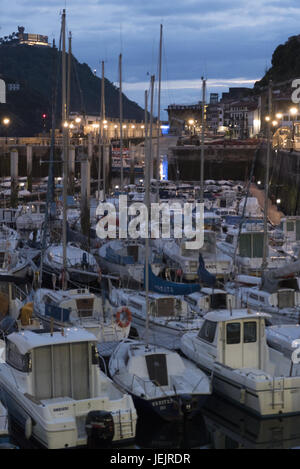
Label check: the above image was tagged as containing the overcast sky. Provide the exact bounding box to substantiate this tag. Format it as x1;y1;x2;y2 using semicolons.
1;0;300;119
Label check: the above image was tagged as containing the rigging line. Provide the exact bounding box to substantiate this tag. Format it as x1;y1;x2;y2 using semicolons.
72;57;86;115
162;36;175;106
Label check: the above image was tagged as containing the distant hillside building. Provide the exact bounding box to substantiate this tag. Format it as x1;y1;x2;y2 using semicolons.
17;26;49;47
0;26;49;47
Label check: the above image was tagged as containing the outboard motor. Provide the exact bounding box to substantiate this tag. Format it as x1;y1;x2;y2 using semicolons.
0;316;18;337
85;411;114;448
179;394;193;417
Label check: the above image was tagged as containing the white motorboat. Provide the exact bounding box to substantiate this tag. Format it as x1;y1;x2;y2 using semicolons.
228;283;300;323
108;339;211;421
184;287;240;317
0;327;137;448
110;288;203;349
158;231;232;282
33;288;131;346
181;309;300;417
218;222;288;275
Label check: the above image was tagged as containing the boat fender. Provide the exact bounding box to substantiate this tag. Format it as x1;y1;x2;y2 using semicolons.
25;417;32;440
115;306;132;328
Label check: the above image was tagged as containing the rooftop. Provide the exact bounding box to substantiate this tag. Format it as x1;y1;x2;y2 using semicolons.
204;309;271;322
8;328;96;355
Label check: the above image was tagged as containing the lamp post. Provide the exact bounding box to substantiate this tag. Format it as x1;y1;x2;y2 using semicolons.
289;107;298;151
2;117;10;144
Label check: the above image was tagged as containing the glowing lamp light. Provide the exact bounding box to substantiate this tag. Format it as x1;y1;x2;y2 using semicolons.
188;119;195;125
75;117;81;123
276;198;281;204
103;120;108;124
272;120;278;127
141;125;145;129
114;125;118;129
2;118;10;125
69;123;74;129
123;125;127;129
276;113;283;119
290;107;298;116
257;181;261;185
265;116;270;122
131;125;135;129
63;121;69;128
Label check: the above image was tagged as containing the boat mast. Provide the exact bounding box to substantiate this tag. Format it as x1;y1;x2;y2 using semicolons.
155;24;163;202
62;8;68;290
101;60;106;199
145;76;155;348
119;54;124;191
262;80;272;272
98;60;105;201
200;77;206;203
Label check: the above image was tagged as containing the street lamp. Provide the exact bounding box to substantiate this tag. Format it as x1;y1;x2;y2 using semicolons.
290;107;298;149
2;117;11;143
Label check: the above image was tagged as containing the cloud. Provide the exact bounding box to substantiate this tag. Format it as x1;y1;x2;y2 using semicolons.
1;0;299;112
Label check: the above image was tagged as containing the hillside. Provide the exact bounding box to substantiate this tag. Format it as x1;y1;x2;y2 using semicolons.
0;43;145;136
254;35;300;89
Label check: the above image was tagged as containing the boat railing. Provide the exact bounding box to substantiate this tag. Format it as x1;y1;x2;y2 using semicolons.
131;373;169;399
13;284;28;303
47;253;97;271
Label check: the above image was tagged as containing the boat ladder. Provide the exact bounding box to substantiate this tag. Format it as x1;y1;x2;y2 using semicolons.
271;377;285;410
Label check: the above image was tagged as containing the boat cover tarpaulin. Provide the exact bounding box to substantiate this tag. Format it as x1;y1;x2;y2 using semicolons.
106;246;135;266
197;254;216;287
145;264;201;295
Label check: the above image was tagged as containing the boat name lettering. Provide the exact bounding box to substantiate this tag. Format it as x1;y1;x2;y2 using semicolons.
53;407;69;412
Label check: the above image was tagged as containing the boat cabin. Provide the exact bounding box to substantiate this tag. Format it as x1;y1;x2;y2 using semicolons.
197;310;270;369
4;329;100;401
129;292;188;318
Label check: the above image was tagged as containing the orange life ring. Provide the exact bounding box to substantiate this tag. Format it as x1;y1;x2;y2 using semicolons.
115;307;132;328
